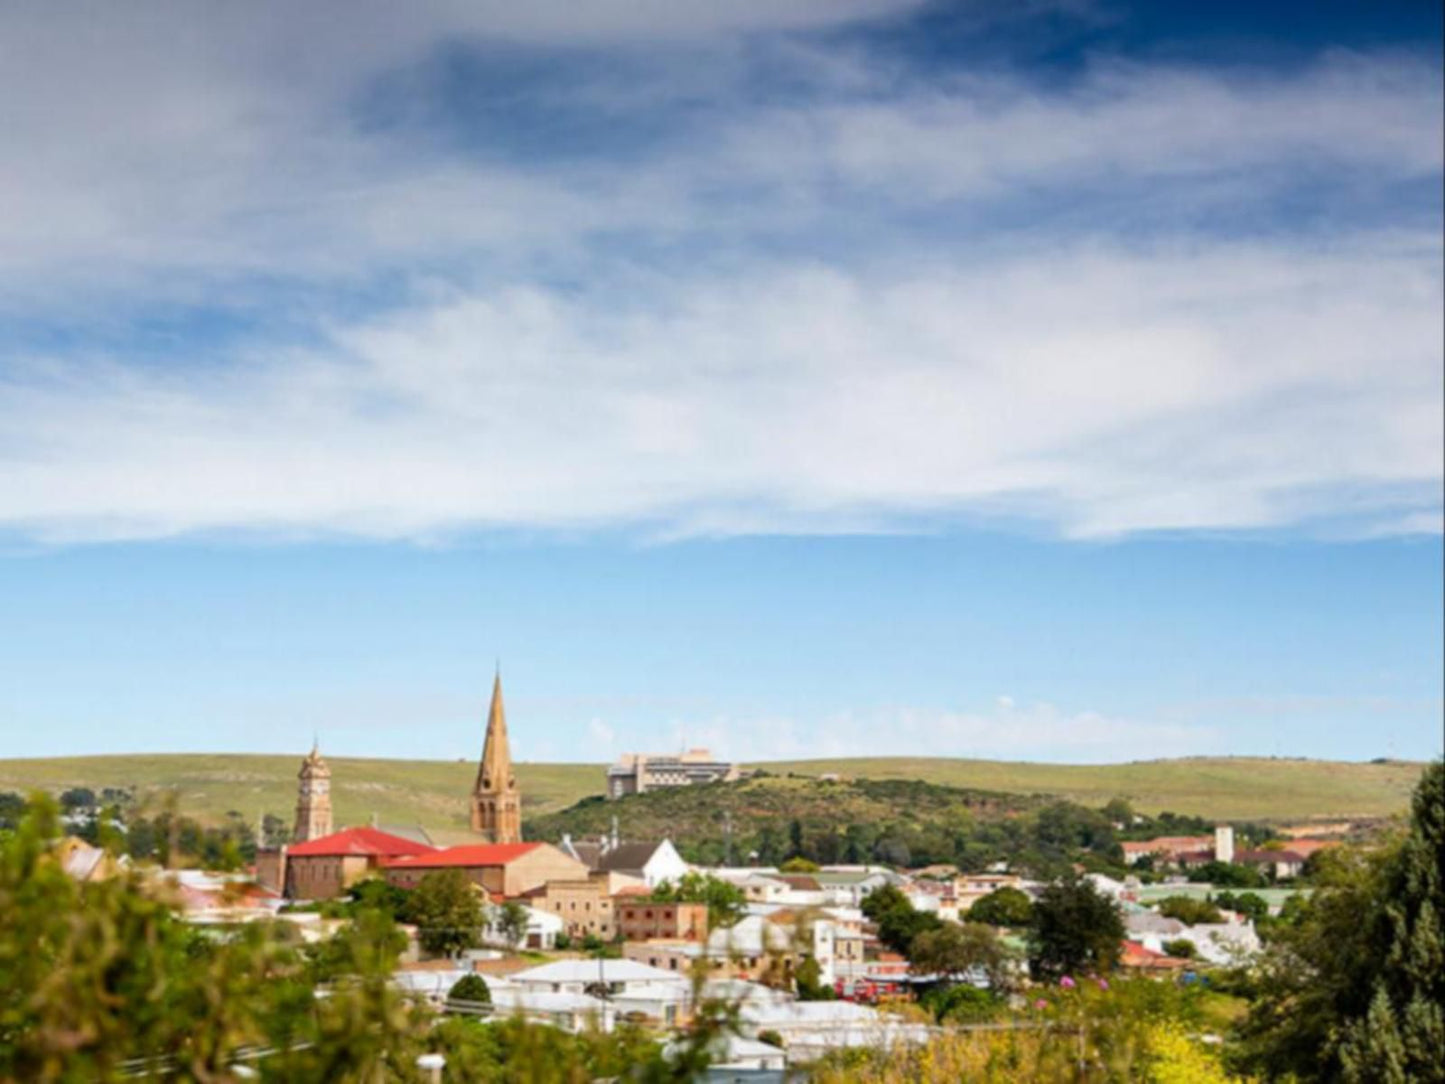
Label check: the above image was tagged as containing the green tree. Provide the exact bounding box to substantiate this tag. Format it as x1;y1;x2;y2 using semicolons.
1336;761;1443;1083
497;900;530;951
780;856;820;873
447;973;492;1005
859;883;943;957
1027;875;1124;979
652;872;746;928
1235;762;1444;1083
794;954;834;1000
908;922;1015;991
1212;890;1269;924
1162;938;1197;959
1157;896;1224;925
967;886;1034;927
404;868;483;957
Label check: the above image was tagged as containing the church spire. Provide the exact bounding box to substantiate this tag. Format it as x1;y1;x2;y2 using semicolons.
470;670;522;842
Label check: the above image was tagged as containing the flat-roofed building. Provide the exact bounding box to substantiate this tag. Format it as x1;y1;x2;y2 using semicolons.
616;899;709;942
606;749;739;798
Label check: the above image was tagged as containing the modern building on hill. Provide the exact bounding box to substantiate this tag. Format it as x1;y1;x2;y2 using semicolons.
383;841;588;898
293;741;333;843
606;749;739;798
471;672;522;843
278;826;436;900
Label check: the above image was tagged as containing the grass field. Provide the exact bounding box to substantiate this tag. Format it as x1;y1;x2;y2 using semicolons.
0;753;1425;832
756;756;1427;822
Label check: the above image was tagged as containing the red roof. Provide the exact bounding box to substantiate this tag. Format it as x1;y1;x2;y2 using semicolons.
1120;941;1190;970
286;826;436;859
383;843;541;868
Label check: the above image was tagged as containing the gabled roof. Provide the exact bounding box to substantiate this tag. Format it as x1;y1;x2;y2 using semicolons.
286;826;436;859
596;841;666;873
383;842;541;868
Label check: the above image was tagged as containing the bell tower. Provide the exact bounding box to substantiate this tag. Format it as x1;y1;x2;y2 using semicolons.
293;741;333;843
470;671;522;843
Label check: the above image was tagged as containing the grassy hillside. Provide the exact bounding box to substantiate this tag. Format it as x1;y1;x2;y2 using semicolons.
752;757;1426;822
0;754;599;835
0;753;1424;832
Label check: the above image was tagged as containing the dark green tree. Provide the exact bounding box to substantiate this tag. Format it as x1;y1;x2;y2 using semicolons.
1027;875;1124;979
447;974;491;1005
1234;762;1444;1083
1336;761;1443;1082
967;886;1033;927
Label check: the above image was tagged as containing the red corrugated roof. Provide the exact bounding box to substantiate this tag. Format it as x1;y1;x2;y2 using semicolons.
382;842;540;868
286;826;436;859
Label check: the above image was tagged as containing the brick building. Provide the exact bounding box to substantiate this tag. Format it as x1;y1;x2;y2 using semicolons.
383;841;588;898
281;826;435;900
615;899;709;942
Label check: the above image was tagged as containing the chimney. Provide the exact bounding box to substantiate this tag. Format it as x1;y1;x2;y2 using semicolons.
1214;825;1235;864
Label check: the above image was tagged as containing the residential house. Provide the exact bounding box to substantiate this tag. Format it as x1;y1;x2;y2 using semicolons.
508;959;692;1028
481;903;564;951
562;837;691;889
616;899;709;942
521;878;616;940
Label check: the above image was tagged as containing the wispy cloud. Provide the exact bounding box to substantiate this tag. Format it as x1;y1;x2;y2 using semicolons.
0;3;1439;544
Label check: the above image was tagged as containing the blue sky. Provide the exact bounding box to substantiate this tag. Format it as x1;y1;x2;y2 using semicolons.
0;1;1440;763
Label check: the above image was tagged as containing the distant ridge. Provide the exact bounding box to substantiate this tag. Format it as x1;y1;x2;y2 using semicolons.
0;752;1425;830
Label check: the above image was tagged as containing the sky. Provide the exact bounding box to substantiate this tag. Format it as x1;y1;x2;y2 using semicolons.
0;1;1441;764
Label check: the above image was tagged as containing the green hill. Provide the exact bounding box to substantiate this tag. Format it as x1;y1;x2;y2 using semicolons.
0;753;1424;835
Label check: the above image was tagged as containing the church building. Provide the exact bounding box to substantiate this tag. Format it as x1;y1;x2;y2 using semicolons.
293;741;333;843
470;671;523;843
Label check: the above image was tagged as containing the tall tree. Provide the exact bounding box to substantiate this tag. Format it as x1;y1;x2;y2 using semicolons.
1027;876;1124;979
1236;762;1444;1083
1336;761;1443;1082
404;869;484;958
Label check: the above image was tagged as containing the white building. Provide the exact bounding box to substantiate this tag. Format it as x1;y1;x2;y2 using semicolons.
481;904;564;951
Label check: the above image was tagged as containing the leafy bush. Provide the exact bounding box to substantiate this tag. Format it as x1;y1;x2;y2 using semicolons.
1162;938;1197;959
447;974;491;1004
1158;896;1224;925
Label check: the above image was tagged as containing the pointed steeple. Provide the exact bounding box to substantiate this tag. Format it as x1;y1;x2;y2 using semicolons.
475;670;514;794
470;670;522;842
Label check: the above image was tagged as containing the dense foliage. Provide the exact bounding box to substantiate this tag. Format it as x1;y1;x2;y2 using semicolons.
530;777;1136;875
651;872;746;928
1231;761;1443;1082
1027;876;1125;979
968;885;1035;926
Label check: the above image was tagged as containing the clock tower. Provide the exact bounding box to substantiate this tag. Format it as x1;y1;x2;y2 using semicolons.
293;741;333;843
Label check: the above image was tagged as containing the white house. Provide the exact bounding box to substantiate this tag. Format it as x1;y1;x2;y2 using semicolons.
736;998;931;1058
481;904;564;951
508;958;691;1020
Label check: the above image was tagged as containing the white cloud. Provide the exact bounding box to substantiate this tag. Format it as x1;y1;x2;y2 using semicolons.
1;232;1437;541
673;700;1219;764
0;6;1439;543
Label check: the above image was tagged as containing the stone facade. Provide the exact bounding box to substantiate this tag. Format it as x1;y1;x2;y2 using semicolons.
293;743;333;843
470;673;522;843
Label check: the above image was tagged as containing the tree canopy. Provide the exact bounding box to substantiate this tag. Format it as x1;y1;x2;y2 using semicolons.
1026;876;1124;979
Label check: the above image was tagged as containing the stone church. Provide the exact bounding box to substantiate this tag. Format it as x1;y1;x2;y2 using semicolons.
470;671;522;843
